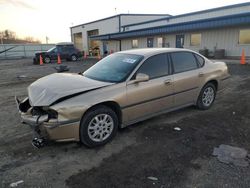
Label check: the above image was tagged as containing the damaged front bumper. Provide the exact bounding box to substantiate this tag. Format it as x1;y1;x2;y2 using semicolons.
15;96;80;147
21;113;49;126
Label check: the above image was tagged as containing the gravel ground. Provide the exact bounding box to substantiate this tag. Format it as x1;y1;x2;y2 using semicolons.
0;58;250;188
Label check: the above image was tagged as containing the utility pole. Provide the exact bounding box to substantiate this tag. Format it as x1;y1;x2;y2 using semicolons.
0;33;3;44
46;36;49;44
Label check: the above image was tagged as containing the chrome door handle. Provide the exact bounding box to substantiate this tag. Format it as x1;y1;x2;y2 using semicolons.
164;79;172;85
198;72;204;77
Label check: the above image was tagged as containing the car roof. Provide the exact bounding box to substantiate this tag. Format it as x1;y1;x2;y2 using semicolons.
117;48;195;57
56;42;74;46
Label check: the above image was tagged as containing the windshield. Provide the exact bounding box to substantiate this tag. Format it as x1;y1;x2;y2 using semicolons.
47;47;56;52
83;53;143;83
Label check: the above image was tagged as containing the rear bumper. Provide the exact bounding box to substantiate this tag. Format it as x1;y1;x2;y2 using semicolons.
16;97;80;142
219;76;231;91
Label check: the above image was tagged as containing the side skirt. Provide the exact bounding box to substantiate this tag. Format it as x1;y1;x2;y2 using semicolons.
120;102;195;128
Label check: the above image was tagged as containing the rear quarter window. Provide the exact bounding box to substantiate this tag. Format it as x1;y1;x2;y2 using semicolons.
194;53;205;67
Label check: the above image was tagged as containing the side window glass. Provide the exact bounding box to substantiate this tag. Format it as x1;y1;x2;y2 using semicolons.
56;47;61;53
62;46;68;52
136;54;168;79
171;52;198;73
194;53;205;67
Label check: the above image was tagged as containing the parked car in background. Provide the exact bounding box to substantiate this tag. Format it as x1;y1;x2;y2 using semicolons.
33;43;82;64
17;48;230;148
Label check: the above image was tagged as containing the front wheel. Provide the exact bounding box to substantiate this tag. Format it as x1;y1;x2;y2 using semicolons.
80;105;118;148
71;54;77;61
197;83;216;110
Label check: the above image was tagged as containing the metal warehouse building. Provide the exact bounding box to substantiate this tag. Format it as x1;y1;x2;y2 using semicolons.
70;2;250;58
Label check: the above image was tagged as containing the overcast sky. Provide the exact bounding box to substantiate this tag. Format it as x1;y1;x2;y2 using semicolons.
0;0;249;43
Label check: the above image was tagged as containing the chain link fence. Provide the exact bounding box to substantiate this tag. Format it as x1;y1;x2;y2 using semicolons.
0;44;55;59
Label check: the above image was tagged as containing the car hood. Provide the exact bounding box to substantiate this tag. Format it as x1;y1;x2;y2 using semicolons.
28;73;113;106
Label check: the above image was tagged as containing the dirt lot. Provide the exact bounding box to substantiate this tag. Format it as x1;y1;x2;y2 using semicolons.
0;58;250;188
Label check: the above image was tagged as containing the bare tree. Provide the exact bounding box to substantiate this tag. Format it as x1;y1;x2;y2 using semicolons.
0;29;41;44
4;30;16;39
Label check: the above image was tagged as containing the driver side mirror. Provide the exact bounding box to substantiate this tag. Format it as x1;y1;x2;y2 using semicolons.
134;73;149;83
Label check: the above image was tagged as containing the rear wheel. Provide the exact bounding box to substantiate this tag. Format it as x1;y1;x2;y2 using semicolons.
80;105;118;148
44;56;51;63
197;83;216;110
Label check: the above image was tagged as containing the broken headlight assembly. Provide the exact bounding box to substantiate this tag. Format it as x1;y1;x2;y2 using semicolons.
41;107;58;119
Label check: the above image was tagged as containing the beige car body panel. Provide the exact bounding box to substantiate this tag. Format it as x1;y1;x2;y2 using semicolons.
17;48;230;142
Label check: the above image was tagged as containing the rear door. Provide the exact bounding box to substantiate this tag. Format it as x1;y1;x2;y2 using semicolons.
50;48;58;60
170;51;203;107
124;53;174;123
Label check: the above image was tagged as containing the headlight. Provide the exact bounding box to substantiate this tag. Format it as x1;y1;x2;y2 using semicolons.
46;109;58;119
40;107;58;119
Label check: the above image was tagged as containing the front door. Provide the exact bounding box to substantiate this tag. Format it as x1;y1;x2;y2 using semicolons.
56;46;68;60
124;53;174;124
176;34;184;48
50;48;58;60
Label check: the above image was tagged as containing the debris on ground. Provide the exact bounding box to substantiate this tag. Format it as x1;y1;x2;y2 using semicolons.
147;176;158;181
174;127;181;131
16;75;27;79
32;137;45;148
213;144;249;167
54;65;70;73
10;180;24;187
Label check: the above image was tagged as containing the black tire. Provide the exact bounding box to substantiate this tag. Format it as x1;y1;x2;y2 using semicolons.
71;54;77;61
80;105;118;148
197;83;216;110
44;56;51;64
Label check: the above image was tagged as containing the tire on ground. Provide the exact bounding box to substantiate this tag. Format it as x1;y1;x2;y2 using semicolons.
196;82;217;110
80;105;118;148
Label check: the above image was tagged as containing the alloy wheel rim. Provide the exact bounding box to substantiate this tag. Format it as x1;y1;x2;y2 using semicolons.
44;57;50;63
87;114;114;142
72;56;77;61
202;87;215;107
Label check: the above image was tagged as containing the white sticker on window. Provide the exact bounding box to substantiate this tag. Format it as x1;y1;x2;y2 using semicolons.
122;58;137;64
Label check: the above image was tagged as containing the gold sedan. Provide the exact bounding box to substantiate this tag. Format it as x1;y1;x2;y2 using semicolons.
16;48;230;148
